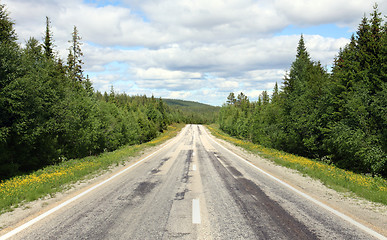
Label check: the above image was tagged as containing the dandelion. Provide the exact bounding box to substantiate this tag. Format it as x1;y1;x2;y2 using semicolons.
0;123;184;213
207;125;387;203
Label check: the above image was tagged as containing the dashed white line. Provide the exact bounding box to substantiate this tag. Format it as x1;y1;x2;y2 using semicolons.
192;199;201;224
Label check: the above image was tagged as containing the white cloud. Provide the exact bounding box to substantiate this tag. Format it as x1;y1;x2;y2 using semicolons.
274;0;386;28
132;68;204;90
167;91;192;100
245;90;265;100
215;79;240;92
3;0;382;105
135;68;201;80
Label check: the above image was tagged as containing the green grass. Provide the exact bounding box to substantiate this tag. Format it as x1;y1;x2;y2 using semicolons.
206;124;387;205
0;123;185;214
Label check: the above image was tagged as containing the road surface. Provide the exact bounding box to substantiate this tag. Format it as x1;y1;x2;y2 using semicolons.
1;125;384;239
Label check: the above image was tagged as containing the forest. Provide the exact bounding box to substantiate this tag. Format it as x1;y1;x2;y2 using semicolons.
163;99;220;124
219;6;386;177
0;3;216;180
1;2;385;180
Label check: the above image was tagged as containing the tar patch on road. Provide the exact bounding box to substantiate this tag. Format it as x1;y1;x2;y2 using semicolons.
151;157;170;174
133;182;158;197
117;181;158;204
208;151;318;240
197;125;202;135
181;150;193;183
174;189;188;200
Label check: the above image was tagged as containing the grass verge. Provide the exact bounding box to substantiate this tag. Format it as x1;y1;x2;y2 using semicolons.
0;123;185;214
206;124;387;205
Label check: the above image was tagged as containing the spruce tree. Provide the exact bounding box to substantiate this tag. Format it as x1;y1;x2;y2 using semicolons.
43;16;54;59
25;37;43;61
261;91;269;105
368;4;384;92
0;2;19;89
0;3;16;43
296;34;310;60
282;35;312;95
67;26;84;83
332;35;358;93
0;3;18;172
271;82;279;102
327;4;386;175
281;35;329;156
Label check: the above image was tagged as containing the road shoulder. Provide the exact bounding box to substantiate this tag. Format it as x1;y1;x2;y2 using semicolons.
204;126;387;237
0;133;181;234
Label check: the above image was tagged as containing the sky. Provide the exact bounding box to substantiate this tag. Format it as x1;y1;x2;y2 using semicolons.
2;0;386;106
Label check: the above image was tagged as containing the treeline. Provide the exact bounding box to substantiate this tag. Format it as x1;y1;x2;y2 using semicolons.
163;99;220;124
0;3;198;180
219;6;386;177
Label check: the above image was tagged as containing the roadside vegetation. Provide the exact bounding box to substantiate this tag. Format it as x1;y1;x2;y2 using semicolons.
1;0;385;215
218;5;386;179
0;3;213;181
207;125;387;205
0;2;217;213
0;123;184;214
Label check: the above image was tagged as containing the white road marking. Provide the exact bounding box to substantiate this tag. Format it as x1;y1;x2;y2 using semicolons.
192;164;197;171
203;126;387;240
192;199;201;224
0;129;185;240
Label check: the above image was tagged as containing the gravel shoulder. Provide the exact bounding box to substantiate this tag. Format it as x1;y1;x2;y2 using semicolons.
206;128;387;237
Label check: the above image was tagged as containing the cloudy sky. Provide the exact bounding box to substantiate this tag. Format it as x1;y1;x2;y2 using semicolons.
3;0;386;105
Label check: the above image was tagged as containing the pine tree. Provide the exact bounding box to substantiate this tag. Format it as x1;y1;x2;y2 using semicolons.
226;92;236;105
236;92;249;110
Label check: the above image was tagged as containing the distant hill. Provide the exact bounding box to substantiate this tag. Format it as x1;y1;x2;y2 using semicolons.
163;99;217;108
163;99;220;124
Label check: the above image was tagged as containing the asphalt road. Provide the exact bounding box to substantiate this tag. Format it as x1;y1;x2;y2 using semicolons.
2;125;383;239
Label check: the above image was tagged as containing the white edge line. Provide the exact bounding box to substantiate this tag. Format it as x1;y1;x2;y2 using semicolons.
0;127;185;240
203;126;386;240
192;199;201;224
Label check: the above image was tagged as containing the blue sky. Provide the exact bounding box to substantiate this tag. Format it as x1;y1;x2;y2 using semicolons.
277;24;353;39
84;0;122;7
3;0;386;105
